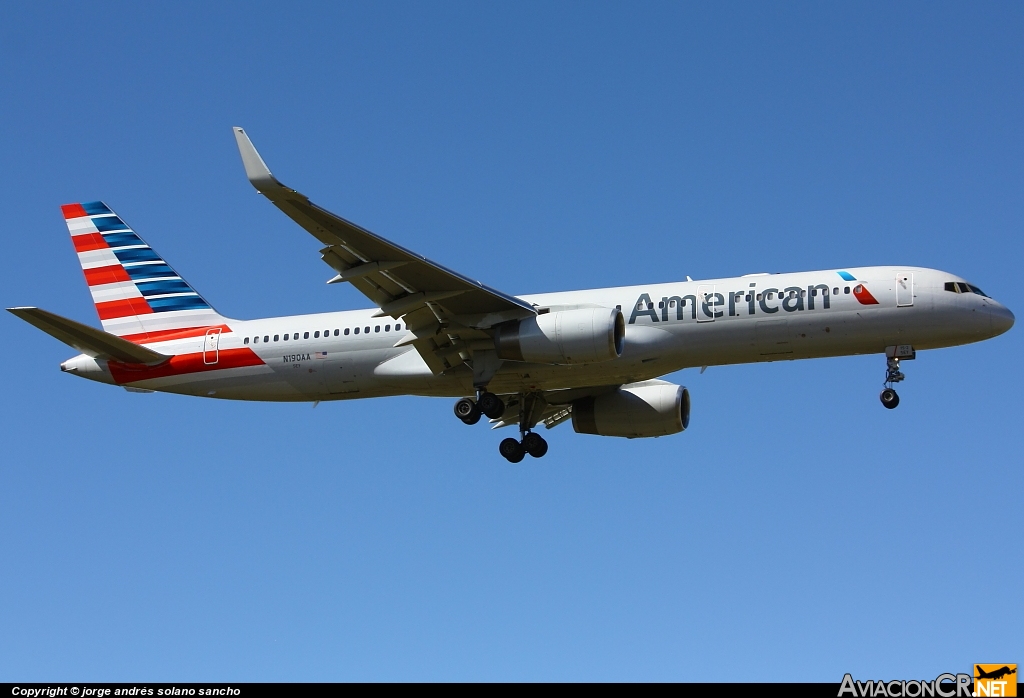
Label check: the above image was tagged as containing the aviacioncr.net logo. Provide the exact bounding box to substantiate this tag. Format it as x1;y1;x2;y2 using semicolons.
838;673;973;697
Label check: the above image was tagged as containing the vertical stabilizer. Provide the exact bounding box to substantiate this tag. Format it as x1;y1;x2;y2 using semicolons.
62;201;228;342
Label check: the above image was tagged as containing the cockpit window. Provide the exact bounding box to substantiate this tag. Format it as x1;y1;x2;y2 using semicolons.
945;281;989;297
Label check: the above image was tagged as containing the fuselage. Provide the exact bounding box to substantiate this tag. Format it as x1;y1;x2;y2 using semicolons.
60;266;1014;402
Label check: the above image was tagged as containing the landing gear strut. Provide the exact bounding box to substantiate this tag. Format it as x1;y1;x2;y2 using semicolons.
879;356;905;410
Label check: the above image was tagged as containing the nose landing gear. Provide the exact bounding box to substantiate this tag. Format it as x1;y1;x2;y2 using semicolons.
879;357;905;409
880;386;900;409
879;345;915;409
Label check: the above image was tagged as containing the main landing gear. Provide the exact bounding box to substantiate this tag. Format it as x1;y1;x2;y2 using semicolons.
879;357;905;410
454;390;550;461
498;431;549;463
454;390;505;425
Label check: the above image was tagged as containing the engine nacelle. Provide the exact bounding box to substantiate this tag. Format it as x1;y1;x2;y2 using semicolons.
572;382;690;438
495;307;624;365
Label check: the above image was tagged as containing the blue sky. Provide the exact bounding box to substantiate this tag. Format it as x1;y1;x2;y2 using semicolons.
1;2;1021;681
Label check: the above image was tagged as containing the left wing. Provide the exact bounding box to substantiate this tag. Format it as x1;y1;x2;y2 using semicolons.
233;127;536;374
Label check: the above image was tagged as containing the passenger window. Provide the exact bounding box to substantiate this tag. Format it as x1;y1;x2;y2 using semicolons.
264;335;269;343
334;329;339;336
354;327;360;334
844;287;850;294
344;328;350;335
396;324;402;330
274;335;279;341
324;329;329;336
375;326;380;333
283;334;289;341
833;287;838;295
658;301;664;309
756;294;762;301
801;290;806;297
365;326;370;333
637;302;644;311
244;337;249;345
314;331;320;338
811;289;817;296
385;324;391;331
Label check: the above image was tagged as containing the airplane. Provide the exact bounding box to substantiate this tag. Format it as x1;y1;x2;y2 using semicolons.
8;128;1015;462
976;666;1016;681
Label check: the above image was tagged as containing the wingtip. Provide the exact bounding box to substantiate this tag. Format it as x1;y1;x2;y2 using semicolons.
232;126;282;193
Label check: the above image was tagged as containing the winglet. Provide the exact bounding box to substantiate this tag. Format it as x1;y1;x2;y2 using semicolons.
233;127;285;193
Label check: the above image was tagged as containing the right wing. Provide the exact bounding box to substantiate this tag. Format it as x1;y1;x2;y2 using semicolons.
8;307;169;364
233;127;536;374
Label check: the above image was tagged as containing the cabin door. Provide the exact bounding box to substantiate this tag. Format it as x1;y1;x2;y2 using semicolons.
203;328;221;365
896;272;914;307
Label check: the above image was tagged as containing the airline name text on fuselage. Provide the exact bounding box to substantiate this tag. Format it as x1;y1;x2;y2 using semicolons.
629;281;840;325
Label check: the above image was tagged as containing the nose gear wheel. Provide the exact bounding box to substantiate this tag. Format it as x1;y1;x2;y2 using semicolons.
880;357;905;409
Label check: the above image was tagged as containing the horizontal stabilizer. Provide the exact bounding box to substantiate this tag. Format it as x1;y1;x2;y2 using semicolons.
7;307;169;364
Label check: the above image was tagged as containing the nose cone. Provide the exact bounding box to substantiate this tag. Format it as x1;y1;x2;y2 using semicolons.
989;304;1015;336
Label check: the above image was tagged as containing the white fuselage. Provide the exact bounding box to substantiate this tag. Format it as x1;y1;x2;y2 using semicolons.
62;266;1014;401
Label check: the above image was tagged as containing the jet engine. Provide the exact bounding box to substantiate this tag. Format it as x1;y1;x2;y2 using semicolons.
571;381;690;438
494;307;625;365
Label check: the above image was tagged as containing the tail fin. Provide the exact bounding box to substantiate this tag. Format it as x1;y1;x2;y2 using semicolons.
62;201;228;342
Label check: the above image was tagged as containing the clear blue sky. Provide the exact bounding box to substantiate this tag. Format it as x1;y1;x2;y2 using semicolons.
1;2;1020;682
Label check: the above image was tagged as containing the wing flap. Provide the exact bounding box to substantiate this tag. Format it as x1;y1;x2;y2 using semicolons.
8;307;169;364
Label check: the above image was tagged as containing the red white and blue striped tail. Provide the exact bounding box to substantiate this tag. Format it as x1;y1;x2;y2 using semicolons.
62;201;228;343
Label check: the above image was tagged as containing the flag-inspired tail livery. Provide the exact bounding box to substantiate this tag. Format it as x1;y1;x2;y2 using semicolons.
62;201;227;341
9;128;1015;461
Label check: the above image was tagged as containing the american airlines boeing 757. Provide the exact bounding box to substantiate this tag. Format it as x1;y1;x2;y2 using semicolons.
9;128;1015;461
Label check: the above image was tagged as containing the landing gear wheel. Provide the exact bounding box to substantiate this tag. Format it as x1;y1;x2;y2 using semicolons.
522;432;548;458
499;437;525;463
454;398;481;424
477;392;505;420
880;388;900;409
